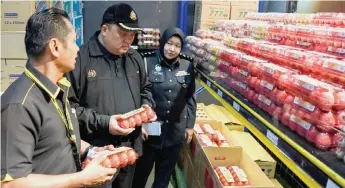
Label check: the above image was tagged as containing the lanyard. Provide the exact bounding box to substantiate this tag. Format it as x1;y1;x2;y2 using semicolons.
24;68;82;171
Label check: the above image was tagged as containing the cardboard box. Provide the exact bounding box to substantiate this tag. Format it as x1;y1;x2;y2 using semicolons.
199;147;275;188
194;3;231;22
2;59;27;67
228;131;277;178
230;5;258;20
1;65;24;79
1;1;50;31
1;1;34;31
1;32;27;59
205;104;245;131
231;1;259;7
193;21;217;34
183;154;201;188
271;179;284;188
191;120;234;177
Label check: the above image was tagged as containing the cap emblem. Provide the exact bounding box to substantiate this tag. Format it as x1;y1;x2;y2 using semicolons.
130;11;137;21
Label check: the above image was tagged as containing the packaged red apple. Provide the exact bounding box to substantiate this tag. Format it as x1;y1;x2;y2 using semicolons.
229;66;252;83
118;107;156;129
217;60;232;75
312;58;345;85
82;147;139;169
233;55;267;76
256;94;277;115
198;134;218;147
195;29;213;39
259;63;295;86
201;123;216;138
315;132;333;150
228;166;251;186
236;38;257;52
214;130;230;147
214;166;236;186
204;40;224;56
218;48;243;65
281;75;336;111
194;123;205;134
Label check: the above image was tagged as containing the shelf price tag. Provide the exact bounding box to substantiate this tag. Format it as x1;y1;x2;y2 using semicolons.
233;101;240;112
217;89;223;98
326;179;340;188
266;130;279;146
206;80;211;87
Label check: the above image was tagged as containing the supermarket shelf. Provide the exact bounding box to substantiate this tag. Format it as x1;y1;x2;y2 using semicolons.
196;69;345;188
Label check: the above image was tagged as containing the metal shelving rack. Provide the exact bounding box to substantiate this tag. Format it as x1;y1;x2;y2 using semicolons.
196;69;345;188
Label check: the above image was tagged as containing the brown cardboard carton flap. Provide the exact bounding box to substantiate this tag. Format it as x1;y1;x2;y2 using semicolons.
228;131;277;178
1;32;27;59
204;104;244;131
200;147;275;188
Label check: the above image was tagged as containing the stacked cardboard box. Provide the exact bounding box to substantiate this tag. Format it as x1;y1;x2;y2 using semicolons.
181;119;277;187
0;1;46;92
1;1;84;92
193;1;231;33
230;1;259;20
183;120;276;187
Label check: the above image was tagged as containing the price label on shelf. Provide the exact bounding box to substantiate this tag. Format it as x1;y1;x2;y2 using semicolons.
206;80;211;87
266;130;279;146
217;89;223;98
326;178;340;188
233;101;240;112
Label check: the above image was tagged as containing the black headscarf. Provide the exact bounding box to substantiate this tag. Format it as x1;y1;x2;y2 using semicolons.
159;27;185;63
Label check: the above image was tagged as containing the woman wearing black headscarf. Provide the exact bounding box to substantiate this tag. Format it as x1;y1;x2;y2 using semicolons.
132;28;196;188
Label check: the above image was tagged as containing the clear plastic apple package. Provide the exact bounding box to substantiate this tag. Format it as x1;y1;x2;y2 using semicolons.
82;146;138;169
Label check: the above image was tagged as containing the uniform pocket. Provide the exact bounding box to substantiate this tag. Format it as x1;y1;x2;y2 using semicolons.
176;76;186;84
149;72;165;83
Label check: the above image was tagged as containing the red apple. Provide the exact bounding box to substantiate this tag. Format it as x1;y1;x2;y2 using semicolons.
334;91;345;110
118;119;130;129
118;152;129;167
133;114;142;126
273;107;283;120
101;158;112;168
129;117;136;128
146;107;155;119
281;113;290;126
318;112;335;132
109;154;120;168
331;132;344;148
127;149;138;165
315;133;332;150
140;111;149;123
285;95;294;105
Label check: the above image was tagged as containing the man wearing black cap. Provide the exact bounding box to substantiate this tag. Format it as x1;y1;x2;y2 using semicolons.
66;3;155;188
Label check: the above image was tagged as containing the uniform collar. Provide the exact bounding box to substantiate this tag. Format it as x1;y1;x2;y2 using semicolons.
25;62;70;99
158;53;180;68
89;31;134;57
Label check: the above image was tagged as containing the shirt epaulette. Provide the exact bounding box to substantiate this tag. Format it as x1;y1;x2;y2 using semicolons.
179;53;193;61
140;51;156;57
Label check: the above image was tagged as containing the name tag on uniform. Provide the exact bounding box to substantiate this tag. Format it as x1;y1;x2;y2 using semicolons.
143;121;162;136
175;71;189;76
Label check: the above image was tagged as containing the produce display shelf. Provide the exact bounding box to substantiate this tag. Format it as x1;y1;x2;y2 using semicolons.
196;69;345;188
